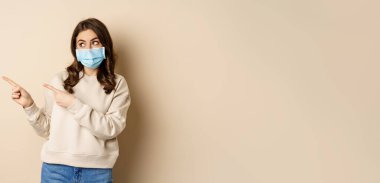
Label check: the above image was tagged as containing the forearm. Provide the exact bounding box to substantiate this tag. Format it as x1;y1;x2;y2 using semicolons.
67;98;129;140
23;103;50;139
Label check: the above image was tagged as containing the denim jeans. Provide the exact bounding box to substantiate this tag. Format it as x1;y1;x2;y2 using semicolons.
41;162;113;183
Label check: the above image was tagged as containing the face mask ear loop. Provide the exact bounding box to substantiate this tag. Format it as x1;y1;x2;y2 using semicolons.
103;47;107;59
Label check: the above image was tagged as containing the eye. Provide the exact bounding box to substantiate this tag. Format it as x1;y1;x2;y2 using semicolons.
92;41;99;46
78;43;85;48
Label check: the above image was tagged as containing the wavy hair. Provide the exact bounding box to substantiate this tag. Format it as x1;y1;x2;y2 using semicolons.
64;18;116;94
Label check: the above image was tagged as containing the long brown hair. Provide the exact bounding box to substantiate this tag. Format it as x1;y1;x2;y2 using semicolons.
64;18;116;94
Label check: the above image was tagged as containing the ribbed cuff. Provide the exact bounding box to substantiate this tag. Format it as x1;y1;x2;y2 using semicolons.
67;98;84;114
23;102;39;117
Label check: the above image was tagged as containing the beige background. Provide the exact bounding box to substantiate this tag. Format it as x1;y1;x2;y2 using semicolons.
0;0;379;182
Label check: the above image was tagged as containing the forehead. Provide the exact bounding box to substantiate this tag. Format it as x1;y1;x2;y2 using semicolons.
76;29;98;41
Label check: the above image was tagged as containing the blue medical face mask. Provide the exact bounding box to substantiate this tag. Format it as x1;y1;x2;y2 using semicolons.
76;47;106;69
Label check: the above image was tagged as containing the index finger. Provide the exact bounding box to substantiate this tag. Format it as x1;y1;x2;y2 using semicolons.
2;76;19;87
43;83;60;93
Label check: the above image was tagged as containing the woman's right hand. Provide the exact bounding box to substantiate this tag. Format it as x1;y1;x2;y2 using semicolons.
2;76;34;108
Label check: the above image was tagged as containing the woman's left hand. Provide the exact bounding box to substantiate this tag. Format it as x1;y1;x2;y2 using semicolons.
43;83;75;108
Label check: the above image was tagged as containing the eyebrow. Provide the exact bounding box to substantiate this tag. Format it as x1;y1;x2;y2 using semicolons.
77;37;99;43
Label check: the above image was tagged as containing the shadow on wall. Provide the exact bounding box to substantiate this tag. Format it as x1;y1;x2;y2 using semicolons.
112;34;147;183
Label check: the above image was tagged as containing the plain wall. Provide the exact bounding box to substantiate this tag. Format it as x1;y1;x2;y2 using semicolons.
0;0;379;182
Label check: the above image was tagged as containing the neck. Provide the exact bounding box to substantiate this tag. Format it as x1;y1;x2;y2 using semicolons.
83;67;98;76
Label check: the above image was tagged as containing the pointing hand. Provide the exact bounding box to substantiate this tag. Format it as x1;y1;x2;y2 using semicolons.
43;83;75;108
2;76;34;108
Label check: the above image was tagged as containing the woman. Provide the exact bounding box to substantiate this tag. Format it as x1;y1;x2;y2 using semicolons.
2;18;131;182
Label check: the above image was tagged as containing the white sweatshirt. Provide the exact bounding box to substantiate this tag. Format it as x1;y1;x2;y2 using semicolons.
23;71;131;168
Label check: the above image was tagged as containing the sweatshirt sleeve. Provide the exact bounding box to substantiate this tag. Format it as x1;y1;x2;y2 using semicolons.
66;76;131;140
23;85;54;140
